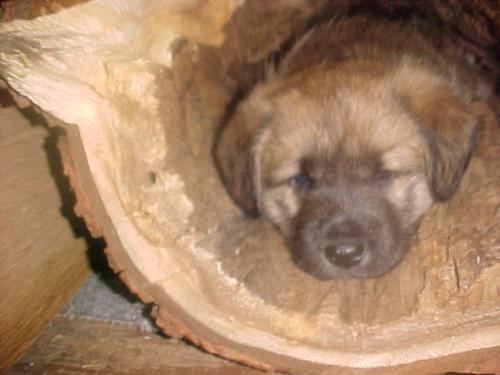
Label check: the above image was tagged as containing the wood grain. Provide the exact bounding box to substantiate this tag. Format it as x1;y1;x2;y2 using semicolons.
11;317;268;375
0;104;90;373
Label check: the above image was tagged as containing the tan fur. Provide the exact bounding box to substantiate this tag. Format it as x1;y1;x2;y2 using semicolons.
215;16;488;278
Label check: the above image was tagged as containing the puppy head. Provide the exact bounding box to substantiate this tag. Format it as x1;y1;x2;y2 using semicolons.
216;65;478;279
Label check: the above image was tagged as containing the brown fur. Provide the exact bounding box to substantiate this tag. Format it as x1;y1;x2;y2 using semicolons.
215;17;489;279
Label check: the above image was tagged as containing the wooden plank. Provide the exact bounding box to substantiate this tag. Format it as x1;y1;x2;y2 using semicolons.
11;317;270;375
0;103;90;373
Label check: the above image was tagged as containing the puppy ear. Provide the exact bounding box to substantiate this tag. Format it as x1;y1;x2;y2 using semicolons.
407;87;479;201
215;91;272;216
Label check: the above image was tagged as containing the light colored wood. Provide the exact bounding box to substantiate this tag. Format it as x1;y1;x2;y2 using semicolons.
0;104;90;373
12;317;268;375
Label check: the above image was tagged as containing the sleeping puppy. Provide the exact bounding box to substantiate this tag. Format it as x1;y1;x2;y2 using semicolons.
215;17;489;279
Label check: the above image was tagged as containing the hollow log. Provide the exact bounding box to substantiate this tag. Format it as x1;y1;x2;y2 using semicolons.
1;1;499;374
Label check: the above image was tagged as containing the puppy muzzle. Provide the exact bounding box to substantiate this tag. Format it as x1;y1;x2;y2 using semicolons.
290;188;406;279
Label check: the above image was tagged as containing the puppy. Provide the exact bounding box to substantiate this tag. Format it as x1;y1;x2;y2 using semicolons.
215;17;489;279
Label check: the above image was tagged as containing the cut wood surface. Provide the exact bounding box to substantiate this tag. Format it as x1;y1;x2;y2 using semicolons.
0;1;499;374
11;317;269;375
0;104;90;373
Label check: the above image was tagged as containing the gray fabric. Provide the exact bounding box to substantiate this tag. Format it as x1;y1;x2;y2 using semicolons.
59;273;156;332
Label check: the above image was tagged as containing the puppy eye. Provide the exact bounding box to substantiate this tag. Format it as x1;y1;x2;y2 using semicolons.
376;169;396;182
288;174;313;191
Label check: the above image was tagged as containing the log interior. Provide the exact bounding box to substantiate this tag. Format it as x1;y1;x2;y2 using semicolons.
1;0;498;371
103;1;500;351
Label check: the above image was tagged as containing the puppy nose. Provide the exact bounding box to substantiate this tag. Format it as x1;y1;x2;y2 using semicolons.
325;242;365;268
